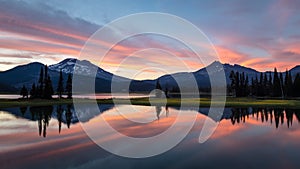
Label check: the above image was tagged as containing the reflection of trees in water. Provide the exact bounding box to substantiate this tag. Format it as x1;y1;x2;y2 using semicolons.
19;107;27;116
28;105;74;137
15;104;115;137
156;106;162;120
230;108;300;129
66;105;72;129
155;106;170;120
165;105;169;117
30;106;53;137
57;105;63;133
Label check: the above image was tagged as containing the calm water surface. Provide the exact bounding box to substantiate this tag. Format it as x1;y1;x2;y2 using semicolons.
0;93;150;99
1;105;300;169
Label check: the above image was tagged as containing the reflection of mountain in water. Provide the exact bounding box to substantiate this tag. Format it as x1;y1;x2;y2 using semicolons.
2;104;300;137
2;104;114;137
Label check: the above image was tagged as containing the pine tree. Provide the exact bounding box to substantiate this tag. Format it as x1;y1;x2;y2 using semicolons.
20;85;28;98
251;77;256;96
57;70;64;98
293;73;300;97
44;76;54;99
235;72;240;97
258;72;264;97
43;65;53;99
254;75;259;96
280;72;284;97
66;74;72;99
245;75;249;96
268;73;273;96
287;71;293;97
284;70;293;97
240;72;245;96
284;70;289;97
38;67;44;97
273;68;281;97
263;73;268;96
229;71;236;96
30;83;36;98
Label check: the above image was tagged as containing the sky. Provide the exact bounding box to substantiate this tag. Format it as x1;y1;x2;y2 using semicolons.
1;0;300;79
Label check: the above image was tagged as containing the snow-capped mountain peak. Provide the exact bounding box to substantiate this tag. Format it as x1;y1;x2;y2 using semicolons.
49;58;98;75
48;58;116;80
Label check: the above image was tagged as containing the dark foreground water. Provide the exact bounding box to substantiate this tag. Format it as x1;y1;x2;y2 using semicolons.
1;104;300;169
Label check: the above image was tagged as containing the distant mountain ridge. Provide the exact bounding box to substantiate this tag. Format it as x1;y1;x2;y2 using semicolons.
0;58;299;93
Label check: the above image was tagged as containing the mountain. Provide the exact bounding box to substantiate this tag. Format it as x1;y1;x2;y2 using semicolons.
0;58;155;93
0;59;299;94
0;62;44;90
157;61;260;92
49;58;155;92
49;58;116;80
290;66;300;76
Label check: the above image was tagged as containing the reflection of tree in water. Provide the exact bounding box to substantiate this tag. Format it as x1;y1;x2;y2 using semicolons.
57;105;63;133
230;108;300;129
30;106;53;137
19;107;27;116
28;104;74;137
165;105;169;117
66;104;72;128
155;106;170;120
156;106;162;120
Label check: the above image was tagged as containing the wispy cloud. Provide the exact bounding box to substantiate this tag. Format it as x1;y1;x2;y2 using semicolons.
1;0;300;77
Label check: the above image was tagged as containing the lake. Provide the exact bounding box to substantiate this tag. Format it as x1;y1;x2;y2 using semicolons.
1;104;300;169
0;93;151;99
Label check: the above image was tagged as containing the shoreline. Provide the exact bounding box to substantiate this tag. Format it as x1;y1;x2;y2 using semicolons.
0;97;300;109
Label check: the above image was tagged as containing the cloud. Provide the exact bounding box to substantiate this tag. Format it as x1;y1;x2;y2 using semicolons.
0;1;99;46
1;0;300;77
0;61;17;65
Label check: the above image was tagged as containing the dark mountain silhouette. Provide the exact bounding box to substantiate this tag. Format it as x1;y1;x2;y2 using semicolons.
0;59;299;93
0;58;155;93
157;61;260;91
290;65;300;76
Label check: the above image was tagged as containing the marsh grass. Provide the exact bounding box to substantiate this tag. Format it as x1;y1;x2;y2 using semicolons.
0;97;300;108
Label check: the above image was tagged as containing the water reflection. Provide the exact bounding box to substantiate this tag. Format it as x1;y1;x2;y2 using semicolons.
3;104;115;137
15;105;76;137
156;106;162;120
155;105;170;120
2;105;300;169
3;105;300;138
230;108;300;129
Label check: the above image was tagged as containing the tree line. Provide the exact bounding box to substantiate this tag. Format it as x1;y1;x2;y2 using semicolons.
20;65;72;99
229;68;300;97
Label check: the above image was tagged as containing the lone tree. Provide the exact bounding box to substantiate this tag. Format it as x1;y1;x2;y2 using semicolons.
66;74;72;99
57;70;64;98
20;85;28;98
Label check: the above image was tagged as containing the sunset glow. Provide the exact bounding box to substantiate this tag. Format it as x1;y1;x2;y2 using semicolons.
1;0;300;79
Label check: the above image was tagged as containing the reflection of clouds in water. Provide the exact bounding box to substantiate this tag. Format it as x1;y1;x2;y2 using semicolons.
0;111;40;134
3;106;300;168
67;155;134;169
